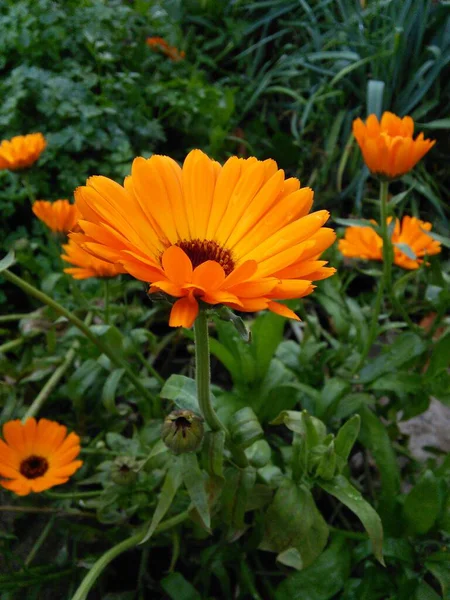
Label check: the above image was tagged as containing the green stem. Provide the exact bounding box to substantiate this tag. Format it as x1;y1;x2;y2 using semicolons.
25;517;56;567
193;312;248;468
0;330;40;354
355;181;390;372
22;174;36;204
193;312;223;432
45;489;102;500
23;312;94;421
70;511;189;600
104;279;110;324
0;313;31;323
329;526;368;541
1;269;155;404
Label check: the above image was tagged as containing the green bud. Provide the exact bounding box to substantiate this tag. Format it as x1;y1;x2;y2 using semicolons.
111;456;140;486
245;439;271;468
161;409;204;454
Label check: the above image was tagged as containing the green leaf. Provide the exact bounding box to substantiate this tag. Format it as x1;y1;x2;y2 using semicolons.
0;251;15;273
182;454;210;532
425;555;450;598
358;332;426;383
221;466;256;533
251;312;286;380
271;410;326;440
394;242;417;260
317;377;351;419
335;415;361;464
140;461;183;544
90;324;124;357
102;368;125;415
403;470;441;535
318;475;384;565
425;333;450;381
229;406;263;449
202;430;225;478
160;375;200;413
275;535;351;600
260;479;329;570
334;218;376;229
161;573;201;600
367;80;385;119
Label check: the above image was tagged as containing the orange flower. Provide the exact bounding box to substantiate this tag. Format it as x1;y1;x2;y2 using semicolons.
146;36;185;61
353;112;435;179
339;216;441;270
0;418;83;496
33;199;81;234
61;240;123;279
0;133;46;171
71;149;336;328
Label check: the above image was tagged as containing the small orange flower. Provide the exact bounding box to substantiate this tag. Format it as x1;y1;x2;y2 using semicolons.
353;112;435;179
33;199;80;234
61;240;123;279
0;133;46;171
0;418;83;496
339;216;441;270
71;149;336;328
146;36;185;61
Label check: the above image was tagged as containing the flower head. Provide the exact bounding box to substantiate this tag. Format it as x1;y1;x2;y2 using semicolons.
146;36;185;61
161;409;204;454
72;149;336;327
353;112;435;180
33;199;81;234
338;216;441;270
61;240;123;280
0;133;46;171
0;418;83;496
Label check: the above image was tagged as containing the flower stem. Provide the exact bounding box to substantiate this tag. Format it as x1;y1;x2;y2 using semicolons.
22;312;94;421
22;174;36;204
193;312;248;468
1;269;156;404
70;511;189;600
355;181;390;371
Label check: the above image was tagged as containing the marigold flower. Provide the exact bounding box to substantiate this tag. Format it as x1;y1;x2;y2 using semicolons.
71;149;336;328
61;240;123;279
146;36;185;61
353;112;435;179
0;133;46;171
339;216;441;270
0;418;83;496
33;199;81;234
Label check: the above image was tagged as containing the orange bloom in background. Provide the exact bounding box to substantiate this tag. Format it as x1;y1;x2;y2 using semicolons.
0;133;46;171
33;199;81;234
353;112;435;179
0;418;83;496
146;36;185;61
72;149;336;328
339;215;441;270
61;240;123;280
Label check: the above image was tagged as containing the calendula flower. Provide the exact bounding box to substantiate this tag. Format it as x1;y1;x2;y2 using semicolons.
0;418;83;496
61;240;123;279
339;216;441;270
71;149;336;327
146;36;185;61
353;112;435;180
33;199;80;234
0;133;46;171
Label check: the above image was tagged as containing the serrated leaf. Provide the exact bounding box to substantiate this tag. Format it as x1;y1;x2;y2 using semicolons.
140;461;183;544
182;453;210;531
318;475;384;565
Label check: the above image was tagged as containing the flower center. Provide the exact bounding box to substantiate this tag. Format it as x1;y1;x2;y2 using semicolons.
176;239;235;276
20;455;49;479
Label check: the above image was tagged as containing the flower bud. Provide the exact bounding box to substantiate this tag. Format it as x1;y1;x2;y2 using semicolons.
111;456;140;485
161;409;204;454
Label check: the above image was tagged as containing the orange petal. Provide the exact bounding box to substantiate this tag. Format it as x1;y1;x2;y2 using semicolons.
162;246;193;284
169;295;199;328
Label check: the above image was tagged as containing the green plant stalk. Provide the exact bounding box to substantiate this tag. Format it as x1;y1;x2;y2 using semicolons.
22;312;94;421
70;511;189;600
22;174;36;204
25;517;56;567
1;269;155;404
45;489;102;500
193;311;248;468
355;181;390;371
0;330;41;354
0;313;31;323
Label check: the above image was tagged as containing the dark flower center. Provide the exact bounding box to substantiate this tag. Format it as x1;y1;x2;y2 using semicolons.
20;455;49;479
176;239;235;276
174;416;191;438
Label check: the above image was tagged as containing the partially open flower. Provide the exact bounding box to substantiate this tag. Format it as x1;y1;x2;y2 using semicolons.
161;409;204;454
33;199;80;234
146;36;185;61
338;216;441;270
353;112;435;180
62;240;123;280
71;149;336;327
0;133;46;171
0;418;83;496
